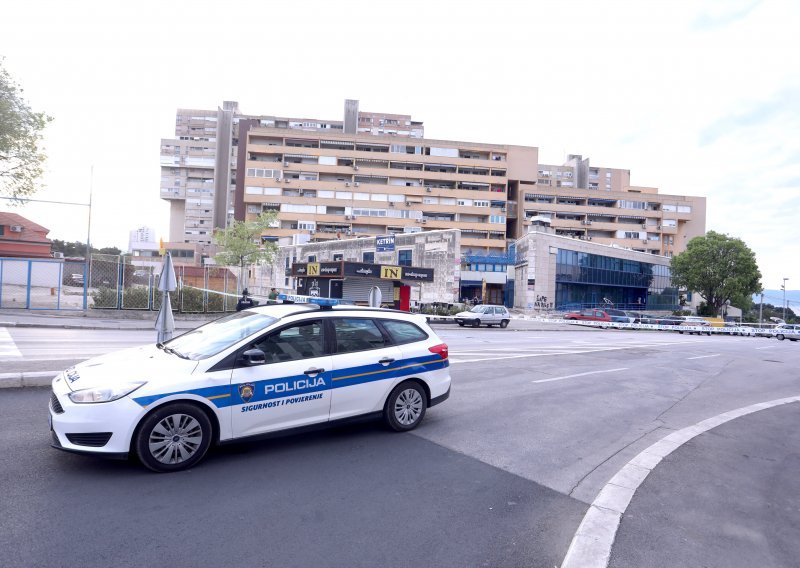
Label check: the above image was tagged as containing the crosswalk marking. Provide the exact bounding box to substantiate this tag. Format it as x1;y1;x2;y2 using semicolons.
0;328;23;359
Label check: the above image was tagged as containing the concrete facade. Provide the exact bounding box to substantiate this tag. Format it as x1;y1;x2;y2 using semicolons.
160;100;423;247
257;229;460;306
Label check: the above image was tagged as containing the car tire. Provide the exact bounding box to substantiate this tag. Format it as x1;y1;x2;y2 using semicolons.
384;381;427;432
500;320;509;328
777;334;785;341
457;322;464;327
472;319;481;328
135;403;212;473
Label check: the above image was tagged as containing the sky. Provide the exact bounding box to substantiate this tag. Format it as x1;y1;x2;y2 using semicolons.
1;0;798;292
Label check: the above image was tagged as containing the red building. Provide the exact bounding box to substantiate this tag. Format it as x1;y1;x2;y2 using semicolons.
0;212;53;258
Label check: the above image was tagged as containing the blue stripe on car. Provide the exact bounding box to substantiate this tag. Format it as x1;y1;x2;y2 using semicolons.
131;354;447;409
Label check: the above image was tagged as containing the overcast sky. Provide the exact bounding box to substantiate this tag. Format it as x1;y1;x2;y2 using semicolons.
2;0;798;294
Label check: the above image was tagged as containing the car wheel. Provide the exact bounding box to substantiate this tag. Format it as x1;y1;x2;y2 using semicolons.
678;331;684;334
135;403;212;473
457;322;464;327
500;320;509;328
472;319;481;328
384;381;427;432
777;334;785;341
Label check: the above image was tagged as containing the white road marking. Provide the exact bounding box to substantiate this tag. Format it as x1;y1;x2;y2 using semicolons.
0;328;22;359
533;368;629;384
449;342;687;364
755;346;773;350
687;354;721;360
560;395;800;568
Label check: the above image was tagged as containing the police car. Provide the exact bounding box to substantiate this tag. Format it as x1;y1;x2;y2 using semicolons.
49;300;451;472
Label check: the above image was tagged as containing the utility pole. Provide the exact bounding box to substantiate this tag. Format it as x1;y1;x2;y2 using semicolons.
758;292;764;325
782;278;789;321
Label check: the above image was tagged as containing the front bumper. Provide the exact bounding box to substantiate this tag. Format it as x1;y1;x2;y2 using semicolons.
49;375;143;456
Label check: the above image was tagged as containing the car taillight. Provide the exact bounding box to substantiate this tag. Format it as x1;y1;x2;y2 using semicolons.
429;343;448;360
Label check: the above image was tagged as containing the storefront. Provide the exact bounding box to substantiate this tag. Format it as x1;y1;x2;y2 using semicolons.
290;261;434;310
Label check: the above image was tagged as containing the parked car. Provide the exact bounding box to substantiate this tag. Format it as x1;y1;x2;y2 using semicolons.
776;324;800;341
678;316;712;335
454;304;511;328
563;309;612;323
655;315;684;326
605;309;634;323
49;302;452;472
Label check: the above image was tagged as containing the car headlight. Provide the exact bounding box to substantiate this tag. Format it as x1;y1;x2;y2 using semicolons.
68;382;146;404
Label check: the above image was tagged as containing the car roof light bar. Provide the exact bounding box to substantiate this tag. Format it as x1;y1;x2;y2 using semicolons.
278;294;355;310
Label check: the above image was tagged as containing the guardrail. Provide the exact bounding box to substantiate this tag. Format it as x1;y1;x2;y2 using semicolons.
550;319;799;336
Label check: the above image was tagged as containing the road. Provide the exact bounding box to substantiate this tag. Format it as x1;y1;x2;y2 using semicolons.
1;325;799;567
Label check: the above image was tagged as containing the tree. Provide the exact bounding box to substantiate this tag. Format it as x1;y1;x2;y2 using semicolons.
51;239;122;257
212;212;278;290
0;58;52;199
670;231;762;317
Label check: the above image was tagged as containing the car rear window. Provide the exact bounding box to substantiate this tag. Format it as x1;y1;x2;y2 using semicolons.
381;319;428;345
333;318;388;354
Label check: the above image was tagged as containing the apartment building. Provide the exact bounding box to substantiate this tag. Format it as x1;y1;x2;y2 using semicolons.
159;100;423;248
236;126;537;255
523;155;705;257
160;99;706;303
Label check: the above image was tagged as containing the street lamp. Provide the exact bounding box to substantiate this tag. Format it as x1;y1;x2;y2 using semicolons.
782;278;789;321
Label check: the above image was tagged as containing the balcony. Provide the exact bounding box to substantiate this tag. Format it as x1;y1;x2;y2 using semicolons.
160;187;186;200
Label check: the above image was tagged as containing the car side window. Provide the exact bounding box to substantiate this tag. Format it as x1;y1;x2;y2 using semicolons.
333;318;388;354
251;320;325;364
381;319;428;345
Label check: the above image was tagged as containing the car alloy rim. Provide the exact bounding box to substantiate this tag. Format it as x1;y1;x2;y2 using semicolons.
148;413;203;464
394;388;423;425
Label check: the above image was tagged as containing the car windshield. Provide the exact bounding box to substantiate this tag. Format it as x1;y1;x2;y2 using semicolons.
469;305;488;313
165;311;278;360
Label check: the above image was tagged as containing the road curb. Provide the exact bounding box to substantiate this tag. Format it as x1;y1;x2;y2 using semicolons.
560;395;800;568
0;371;59;389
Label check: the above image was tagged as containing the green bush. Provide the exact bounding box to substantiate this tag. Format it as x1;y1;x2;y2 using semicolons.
419;303;462;316
180;287;205;313
90;286;118;309
121;286;150;309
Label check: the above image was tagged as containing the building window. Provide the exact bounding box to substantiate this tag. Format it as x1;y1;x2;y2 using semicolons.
398;250;412;267
333;253;343;261
362;251;374;263
308;255;316;262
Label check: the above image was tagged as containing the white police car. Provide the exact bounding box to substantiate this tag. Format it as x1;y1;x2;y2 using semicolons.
49;301;451;472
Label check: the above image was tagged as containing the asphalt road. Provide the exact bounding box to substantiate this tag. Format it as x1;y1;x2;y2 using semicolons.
1;326;799;567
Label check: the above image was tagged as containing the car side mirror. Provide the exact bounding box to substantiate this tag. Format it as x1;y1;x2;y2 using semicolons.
240;348;267;366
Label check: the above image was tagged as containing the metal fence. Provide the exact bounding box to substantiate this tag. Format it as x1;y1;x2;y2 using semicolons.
0;255;240;313
0;257;88;310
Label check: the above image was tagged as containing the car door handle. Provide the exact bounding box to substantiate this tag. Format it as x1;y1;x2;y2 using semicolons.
378;357;395;365
304;367;325;376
